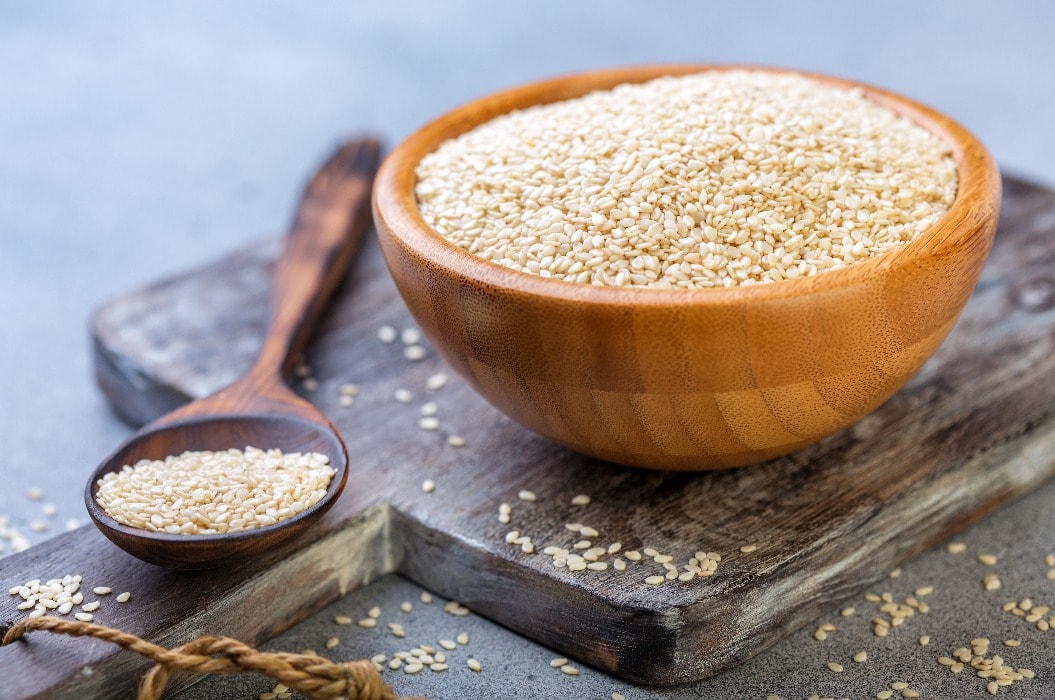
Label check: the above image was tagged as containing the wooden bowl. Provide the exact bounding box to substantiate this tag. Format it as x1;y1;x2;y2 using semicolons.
372;65;1001;470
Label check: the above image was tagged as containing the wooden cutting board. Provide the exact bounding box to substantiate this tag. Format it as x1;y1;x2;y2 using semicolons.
4;175;1055;698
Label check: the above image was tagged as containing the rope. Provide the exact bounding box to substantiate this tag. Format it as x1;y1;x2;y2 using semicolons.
2;616;415;700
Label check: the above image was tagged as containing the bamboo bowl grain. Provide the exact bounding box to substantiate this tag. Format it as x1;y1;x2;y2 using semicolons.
372;65;1001;471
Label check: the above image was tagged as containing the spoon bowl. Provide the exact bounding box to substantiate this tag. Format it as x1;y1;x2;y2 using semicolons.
86;409;348;569
86;138;380;569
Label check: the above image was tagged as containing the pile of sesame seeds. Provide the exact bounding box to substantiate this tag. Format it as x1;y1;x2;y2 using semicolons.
495;489;761;586
94;447;334;535
7;574;131;622
416;70;958;289
937;637;1036;695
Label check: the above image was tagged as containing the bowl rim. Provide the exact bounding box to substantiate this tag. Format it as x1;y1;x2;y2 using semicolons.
373;63;1001;307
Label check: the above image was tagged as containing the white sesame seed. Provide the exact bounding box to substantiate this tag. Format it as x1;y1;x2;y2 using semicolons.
368;606;381;618
740;544;758;553
550;658;568;668
401;601;413;613
827;662;843;673
403;345;427;361
518;490;537;502
25;487;45;500
425;372;449;390
325;637;340;649
571;494;591;506
977;553;998;565
394;388;413;403
853;651;867;663
92;587;112;596
417;417;440;431
457;632;469;645
420;591;433;604
403;662;424;674
446;435;466;447
580;526;599;538
467;658;482;672
439;639;457;650
561;665;579;676
417;71;956;290
338;395;354;407
74;612;93;622
422;479;436;493
624;550;642;562
115;592;131;603
645;575;665;586
334;615;352;625
358;618;377;628
81;601;100;612
983;574;1002;591
400;328;421;345
419;402;439;417
946;542;967;553
94;448;334;535
377;325;397;343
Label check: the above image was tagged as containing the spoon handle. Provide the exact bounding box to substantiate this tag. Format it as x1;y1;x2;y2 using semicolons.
252;138;382;381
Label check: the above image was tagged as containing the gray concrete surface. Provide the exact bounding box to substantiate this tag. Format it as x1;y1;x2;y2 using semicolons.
1;2;1053;698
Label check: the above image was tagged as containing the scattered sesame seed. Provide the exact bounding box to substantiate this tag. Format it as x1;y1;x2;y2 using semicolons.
571;494;591;506
977;553;998;566
580;526;599;538
403;662;424;674
919;635;930;646
889;567;902;578
983;574;1002;591
377;325;397;343
613;693;626;700
420;401;439;417
457;632;469;645
400;328;421;345
740;544;758;553
42;503;57;517
25;487;45;501
417;417;440;431
645;575;665;586
115;592;131;603
891;681;908;691
92;587;112;596
915;585;934;596
338;395;354;407
446;435;466;447
358;618;377;628
420;591;433;604
325;637;340;649
467;658;482;672
840;607;855;617
550;658;568;668
368;606;381;618
401;601;413;613
876;691;893;700
853;651;867;663
422;479;436;493
946;542;967;553
403;345;427;361
826;662;843;673
813;629;828;642
334;615;352;625
421;373;449;392
561;665;579;676
81;601;100;612
518;490;537;502
624;550;642;562
1004;639;1021;647
30;521;47;533
394;388;413;403
75;612;93;622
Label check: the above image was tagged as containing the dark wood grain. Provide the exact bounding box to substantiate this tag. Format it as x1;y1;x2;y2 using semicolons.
3;175;1055;696
84;138;380;569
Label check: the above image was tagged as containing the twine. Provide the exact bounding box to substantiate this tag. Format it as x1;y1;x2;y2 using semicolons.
2;616;417;700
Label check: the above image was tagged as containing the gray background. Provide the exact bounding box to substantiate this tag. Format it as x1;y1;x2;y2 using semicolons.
1;2;1053;698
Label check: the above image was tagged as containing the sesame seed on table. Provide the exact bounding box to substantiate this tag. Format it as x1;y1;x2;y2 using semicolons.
2;3;1055;700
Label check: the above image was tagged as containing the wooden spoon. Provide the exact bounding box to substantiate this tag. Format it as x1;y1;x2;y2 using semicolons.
84;138;381;569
